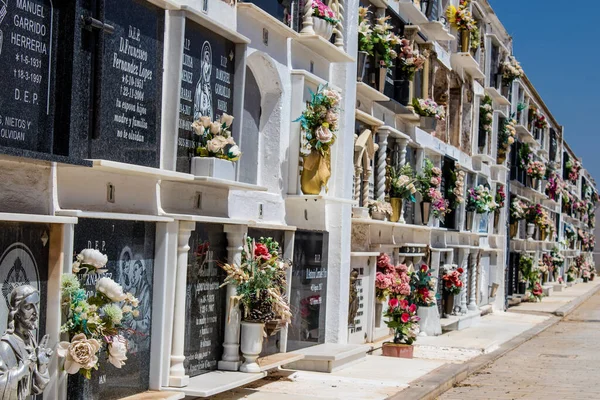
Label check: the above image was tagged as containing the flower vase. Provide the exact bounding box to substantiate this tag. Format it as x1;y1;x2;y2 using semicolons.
357;51;369;82
442;291;454;317
465;211;474;232
390;198;403;223
493;210;500;231
460;30;470;52
239;321;265;373
497;149;507;165
419;116;438;133
531;178;539;190
420;201;431;225
540;229;548;241
526;223;536;240
375;301;383;328
312;17;334;40
301;151;331;195
378;67;388;93
510;221;519;238
382;342;414;359
371;211;386;221
191;157;235;181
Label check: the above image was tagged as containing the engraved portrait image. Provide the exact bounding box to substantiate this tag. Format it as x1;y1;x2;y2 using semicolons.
117;247;152;354
0;0;6;56
193;41;213;121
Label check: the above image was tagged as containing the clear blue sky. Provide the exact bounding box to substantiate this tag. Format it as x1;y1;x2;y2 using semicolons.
489;0;600;184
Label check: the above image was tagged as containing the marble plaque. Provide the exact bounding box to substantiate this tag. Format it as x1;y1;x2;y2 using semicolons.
69;219;155;400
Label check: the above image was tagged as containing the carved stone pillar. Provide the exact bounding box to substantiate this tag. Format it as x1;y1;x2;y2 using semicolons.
376;130;389;201
468;252;478;311
398;138;409;167
169;221;195;387
331;0;345;48
300;0;315;35
456;248;470;315
354;165;362;203
362;166;372;205
219;225;248;371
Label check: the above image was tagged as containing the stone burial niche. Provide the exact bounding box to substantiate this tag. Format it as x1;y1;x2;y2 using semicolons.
0;0;166;167
69;218;156;400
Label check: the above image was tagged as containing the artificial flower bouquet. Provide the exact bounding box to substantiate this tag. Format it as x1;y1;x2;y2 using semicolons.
501;56;523;85
297;84;341;157
449;168;466;208
526;160;546;180
192;113;241;161
412;98;446;120
389;164;418;201
398;39;427;79
366;200;393;218
430;187;451;221
358;6;374;55
518;143;533;170
446;0;479;49
466;185;494;214
58;250;139;379
368;13;401;68
376;253;412;301
510;197;528;220
220;237;292;324
565;159;581;184
384;298;420;345
497;118;516;156
441;265;464;295
312;0;339;26
410;264;436;307
417;159;442;202
495;185;506;209
479;96;493;138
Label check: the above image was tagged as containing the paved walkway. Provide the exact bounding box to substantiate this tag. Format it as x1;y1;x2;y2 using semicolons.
439;289;600;400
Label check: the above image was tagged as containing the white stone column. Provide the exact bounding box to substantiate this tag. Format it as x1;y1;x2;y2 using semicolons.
168;220;195;387
353;165;362;203
375;130;389;201
398;138;409;167
468;252;478;311
456;248;470;315
362;166;372;205
218;224;248;371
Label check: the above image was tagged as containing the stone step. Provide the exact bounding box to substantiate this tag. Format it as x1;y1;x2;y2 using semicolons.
507;296;522;307
542;285;553;296
284;343;371;373
552;283;566;292
440;311;482;332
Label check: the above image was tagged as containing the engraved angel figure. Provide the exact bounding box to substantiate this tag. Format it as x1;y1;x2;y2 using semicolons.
193;41;213;121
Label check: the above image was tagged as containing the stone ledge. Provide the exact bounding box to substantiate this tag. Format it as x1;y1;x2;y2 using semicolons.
119;391;185;400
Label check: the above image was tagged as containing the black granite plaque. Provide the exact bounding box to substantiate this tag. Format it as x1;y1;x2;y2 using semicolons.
0;0;55;152
87;0;164;167
184;223;227;377
0;222;49;340
176;19;235;172
288;231;328;352
69;219;155;400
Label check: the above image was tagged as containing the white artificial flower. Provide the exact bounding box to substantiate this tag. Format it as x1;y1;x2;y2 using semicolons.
200;116;212;128
96;277;127;302
207;136;228;153
228;145;241;158
108;336;128;368
74;249;108;274
191;120;204;136
210;122;221;135
220;113;234;128
315;126;333;143
57;333;101;374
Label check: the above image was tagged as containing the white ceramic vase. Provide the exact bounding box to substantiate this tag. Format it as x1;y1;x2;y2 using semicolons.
239;321;265;373
191;157;235;180
312;17;334;40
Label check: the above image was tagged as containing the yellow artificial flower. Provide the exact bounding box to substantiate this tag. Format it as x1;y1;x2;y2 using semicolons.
322;122;330;129
446;5;457;26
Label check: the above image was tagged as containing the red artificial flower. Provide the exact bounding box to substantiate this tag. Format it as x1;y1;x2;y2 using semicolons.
401;313;410;323
409;304;417;313
457;267;464;274
400;299;409;309
388;298;399;309
254;243;271;260
420;264;429;273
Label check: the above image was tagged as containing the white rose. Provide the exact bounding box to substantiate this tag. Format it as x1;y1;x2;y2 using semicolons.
220;113;234;128
96;277;127;302
108;336;128;369
228;145;241;158
200;116;212;128
207;136;228;153
315;126;333;143
191;120;203;136
210;122;221;135
75;249;108;273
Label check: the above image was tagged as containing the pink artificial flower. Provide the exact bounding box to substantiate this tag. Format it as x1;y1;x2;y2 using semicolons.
401;313;410;323
409;304;417;313
388;297;399;309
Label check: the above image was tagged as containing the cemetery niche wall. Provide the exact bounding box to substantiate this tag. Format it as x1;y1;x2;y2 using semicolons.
70;218;155;400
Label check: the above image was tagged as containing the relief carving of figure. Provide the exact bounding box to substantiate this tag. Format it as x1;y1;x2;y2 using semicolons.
194;41;213;121
348;270;360;327
0;285;52;399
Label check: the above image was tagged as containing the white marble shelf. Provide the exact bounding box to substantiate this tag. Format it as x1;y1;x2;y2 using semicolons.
237;3;299;39
162;371;266;398
286;195;358;205
450;53;484;80
350;252;380;257
421;21;455;41
291;69;342;93
356;109;385;126
181;4;250;43
57;210;173;222
398;253;426;257
352;218;433;232
0;212;78;224
161;213;248;225
485;86;511;106
296;35;354;63
356;82;389;102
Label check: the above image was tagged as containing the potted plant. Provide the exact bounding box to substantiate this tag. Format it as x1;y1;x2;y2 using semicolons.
191;114;241;180
382;298;420;358
220;237;292;373
416;159;443;225
366;200;393;221
412;98;446;133
509;198;527;238
441;265;464;317
296;84;341;195
446;0;479;52
388;164;417;223
411;264;440;336
58;249;139;380
310;0;339;40
497;118;516;164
